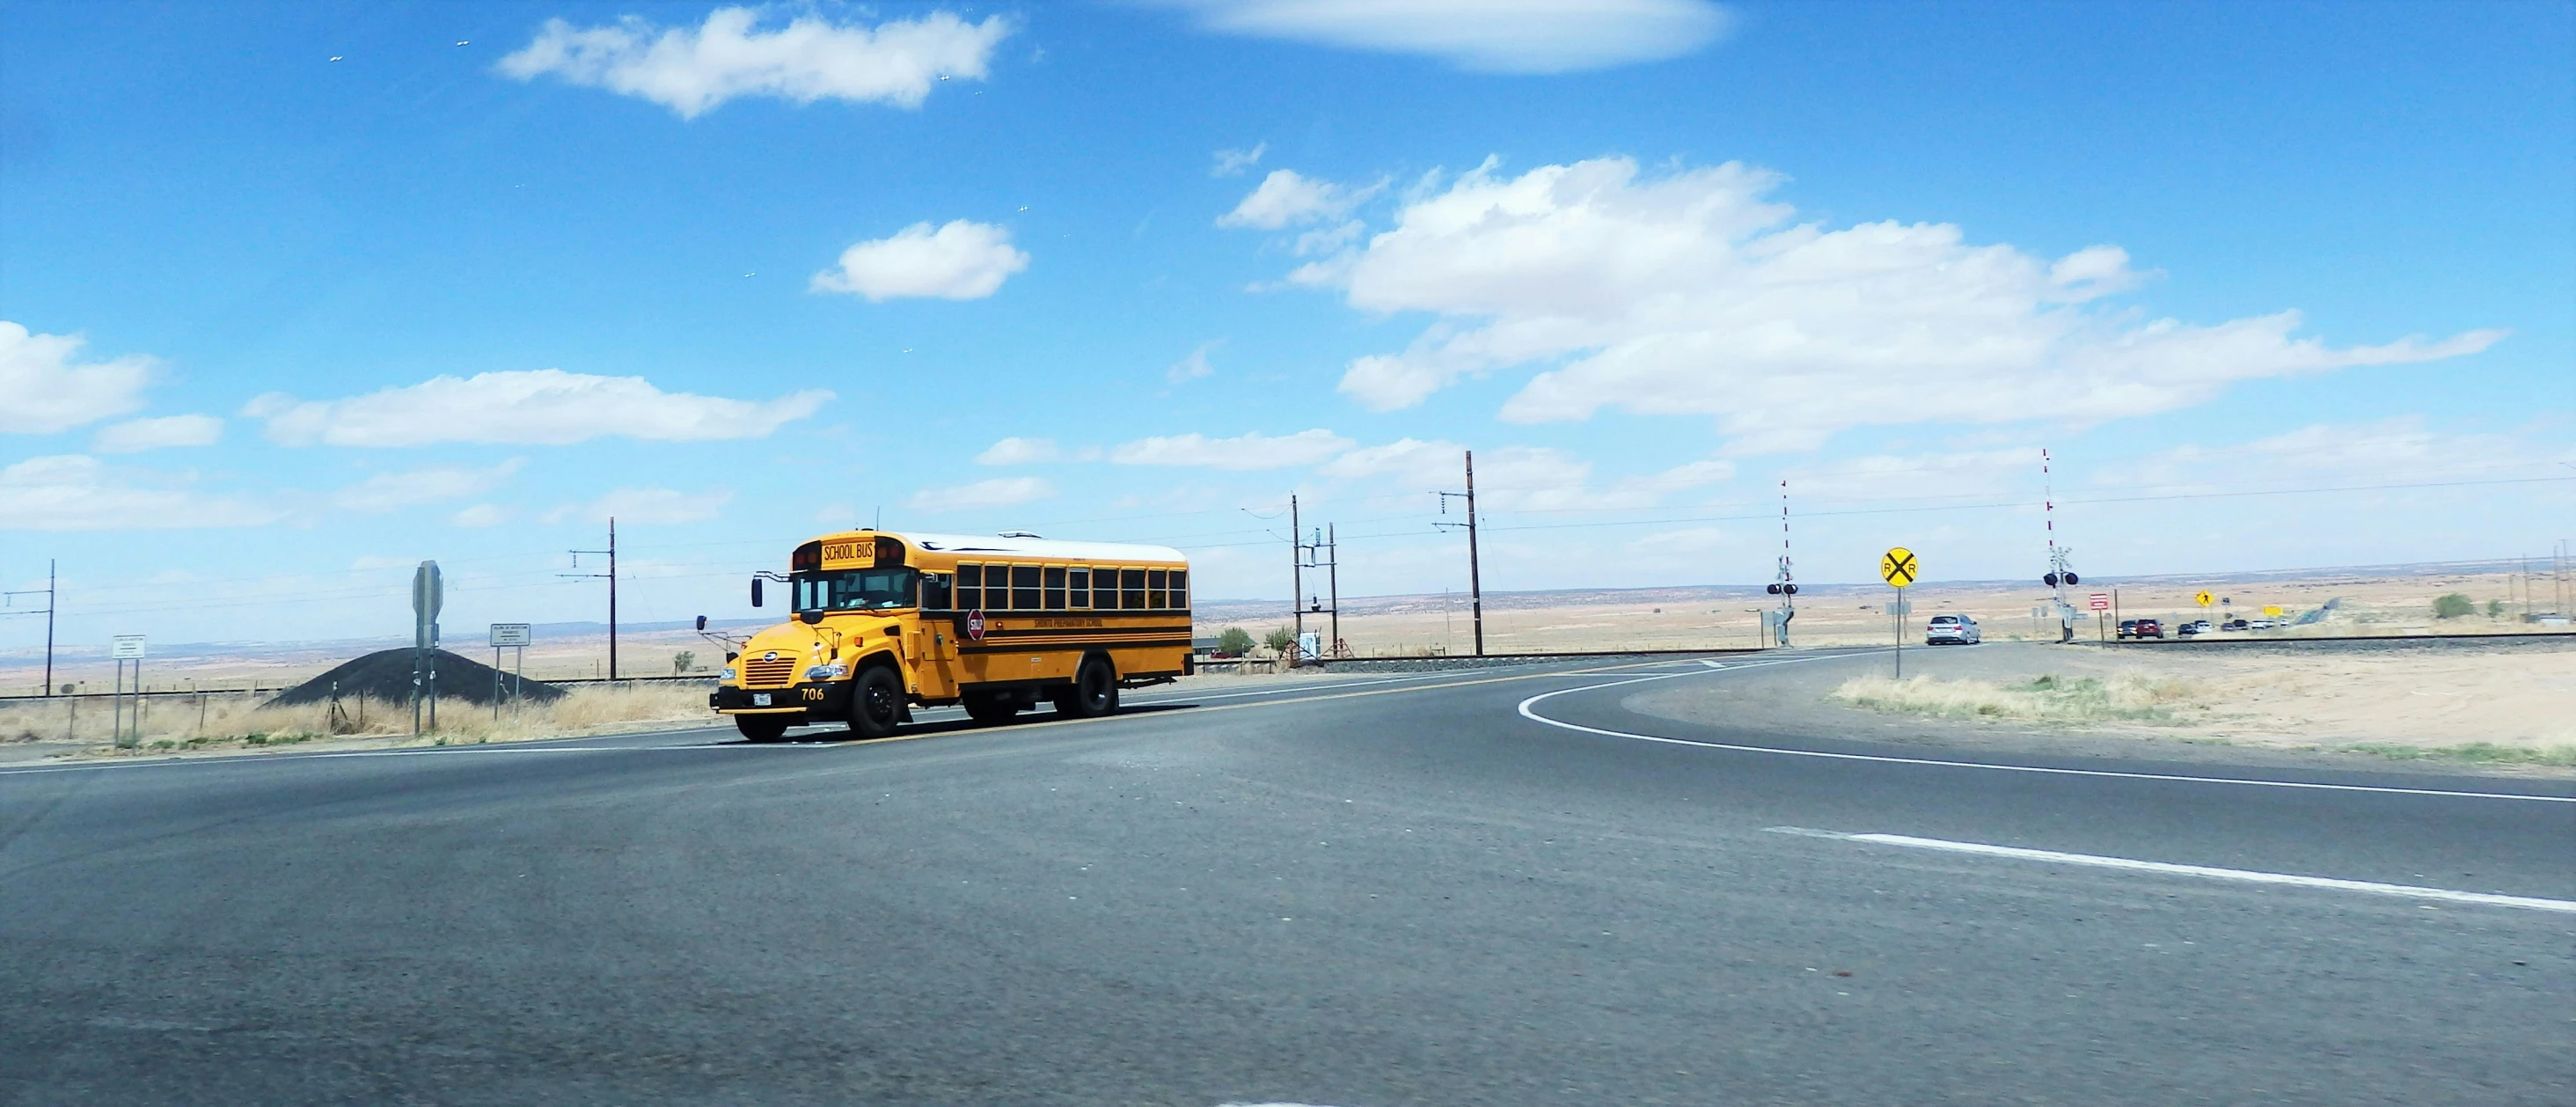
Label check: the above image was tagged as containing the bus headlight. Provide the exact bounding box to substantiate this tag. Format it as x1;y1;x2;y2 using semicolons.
721;666;737;682
806;663;850;681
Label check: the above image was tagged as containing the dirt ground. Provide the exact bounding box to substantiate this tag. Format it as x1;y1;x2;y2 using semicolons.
1628;639;2576;774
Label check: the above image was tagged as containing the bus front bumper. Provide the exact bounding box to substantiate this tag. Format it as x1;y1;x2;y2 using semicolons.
710;682;851;715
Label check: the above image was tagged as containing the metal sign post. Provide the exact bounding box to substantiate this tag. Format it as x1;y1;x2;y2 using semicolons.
1880;547;1918;678
111;634;145;748
490;623;531;721
413;561;443;734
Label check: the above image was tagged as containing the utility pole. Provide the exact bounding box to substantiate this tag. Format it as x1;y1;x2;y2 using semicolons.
1327;523;1340;657
4;560;55;695
1437;451;1484;656
565;518;618;681
1289;495;1303;659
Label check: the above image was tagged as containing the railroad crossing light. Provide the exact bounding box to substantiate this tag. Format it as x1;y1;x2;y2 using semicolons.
1784;583;1798;595
1767;583;1781;594
2065;572;2079;584
2044;573;2059;586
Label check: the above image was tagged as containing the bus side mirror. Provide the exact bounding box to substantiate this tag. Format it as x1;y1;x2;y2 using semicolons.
695;615;707;631
751;578;764;607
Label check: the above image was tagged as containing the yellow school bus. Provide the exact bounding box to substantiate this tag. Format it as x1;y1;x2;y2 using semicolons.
709;530;1193;741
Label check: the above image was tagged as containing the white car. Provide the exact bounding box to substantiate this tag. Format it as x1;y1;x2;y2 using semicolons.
1924;613;1981;644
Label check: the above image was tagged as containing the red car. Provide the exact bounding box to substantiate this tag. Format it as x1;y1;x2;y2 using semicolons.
2132;619;2163;639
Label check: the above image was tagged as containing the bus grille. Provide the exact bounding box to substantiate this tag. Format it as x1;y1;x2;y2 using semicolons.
742;658;799;686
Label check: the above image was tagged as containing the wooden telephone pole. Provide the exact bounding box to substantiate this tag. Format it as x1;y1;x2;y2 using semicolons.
1438;451;1484;656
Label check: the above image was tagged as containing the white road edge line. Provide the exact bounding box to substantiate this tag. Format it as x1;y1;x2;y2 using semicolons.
1766;826;2576;913
1515;656;2576;804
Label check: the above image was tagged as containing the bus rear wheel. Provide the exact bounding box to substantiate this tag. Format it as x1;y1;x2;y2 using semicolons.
1052;656;1119;719
735;715;791;743
847;667;904;740
962;692;1021;725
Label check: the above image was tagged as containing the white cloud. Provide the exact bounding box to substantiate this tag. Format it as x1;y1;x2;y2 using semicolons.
1213;141;1267;176
495;7;1012;118
1153;0;1730;74
91;414;223;453
1320;436;1731;508
1109;429;1354;470
0;322;155;435
1218;169;1376;230
811;219;1030;301
0;454;278;531
975;436;1061;465
549;486;735;525
2111;418;2575;493
1281;157;2505;452
245;370;830;447
451;503;509;528
909;476;1055;511
1167;340;1223;383
329;460;524;513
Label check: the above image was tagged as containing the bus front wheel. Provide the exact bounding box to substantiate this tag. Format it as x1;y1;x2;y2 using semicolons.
848;667;904;740
1053;656;1120;719
735;715;791;744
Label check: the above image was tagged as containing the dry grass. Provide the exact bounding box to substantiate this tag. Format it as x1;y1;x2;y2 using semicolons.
1832;671;2211;725
0;684;716;756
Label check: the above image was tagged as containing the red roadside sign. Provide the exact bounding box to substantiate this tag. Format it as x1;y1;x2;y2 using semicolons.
965;609;986;641
2089;593;2111;611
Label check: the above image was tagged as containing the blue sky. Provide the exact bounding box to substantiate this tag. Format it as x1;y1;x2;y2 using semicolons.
4;0;2571;648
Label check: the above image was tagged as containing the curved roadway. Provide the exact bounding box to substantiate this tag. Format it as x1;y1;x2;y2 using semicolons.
3;650;2568;1105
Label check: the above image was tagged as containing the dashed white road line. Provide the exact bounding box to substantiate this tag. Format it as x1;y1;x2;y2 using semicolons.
1515;660;2576;804
1766;826;2576;913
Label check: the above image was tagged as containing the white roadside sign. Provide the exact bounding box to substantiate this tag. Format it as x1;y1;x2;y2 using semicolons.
490;623;532;648
112;634;146;660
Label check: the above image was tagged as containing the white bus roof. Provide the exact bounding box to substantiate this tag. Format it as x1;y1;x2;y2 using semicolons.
826;531;1188;564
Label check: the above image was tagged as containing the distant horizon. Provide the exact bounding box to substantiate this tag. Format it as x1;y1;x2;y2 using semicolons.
1;554;2557;657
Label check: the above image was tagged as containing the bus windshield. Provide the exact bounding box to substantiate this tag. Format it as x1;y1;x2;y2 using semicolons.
792;568;918;612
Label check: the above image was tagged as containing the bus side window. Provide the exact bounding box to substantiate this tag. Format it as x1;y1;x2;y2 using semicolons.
923;572;952;611
1043;567;1067;610
1121;568;1146;611
1090;568;1115;609
1069;568;1090;609
957;564;982;611
1168;570;1188;609
1147;568;1167;610
1011;564;1041;611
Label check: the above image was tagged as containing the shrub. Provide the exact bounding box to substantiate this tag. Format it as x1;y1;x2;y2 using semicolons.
2485;598;2505;619
1262;626;1298;654
2432;593;2475;619
1218;627;1255;655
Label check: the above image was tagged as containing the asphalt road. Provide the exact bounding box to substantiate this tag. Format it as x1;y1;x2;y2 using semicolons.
3;651;2569;1105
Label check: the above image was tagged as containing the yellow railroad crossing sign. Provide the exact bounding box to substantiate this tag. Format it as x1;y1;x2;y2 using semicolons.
1880;547;1919;588
2195;590;2214;607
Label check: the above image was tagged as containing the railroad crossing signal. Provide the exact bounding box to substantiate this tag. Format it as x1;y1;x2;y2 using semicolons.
1879;547;1919;588
2195;590;2214;608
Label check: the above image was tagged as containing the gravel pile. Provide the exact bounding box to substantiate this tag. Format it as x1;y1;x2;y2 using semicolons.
266;649;565;707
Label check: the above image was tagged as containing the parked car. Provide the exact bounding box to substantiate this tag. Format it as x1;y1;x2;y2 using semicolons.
1924;613;1981;645
2248;619;2277;630
2117;619;2138;639
2132;619;2163;639
2221;619;2249;631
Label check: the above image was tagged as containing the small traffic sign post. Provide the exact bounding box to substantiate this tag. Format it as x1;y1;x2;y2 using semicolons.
1880;548;1916;678
489;623;532;720
111;635;144;749
2195;590;2214;608
2089;592;2111;641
